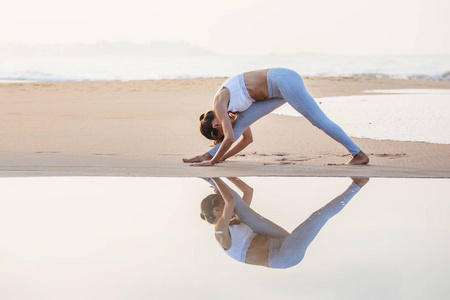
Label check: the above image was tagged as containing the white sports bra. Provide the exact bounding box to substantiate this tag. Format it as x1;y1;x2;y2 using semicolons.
222;223;257;263
214;73;255;113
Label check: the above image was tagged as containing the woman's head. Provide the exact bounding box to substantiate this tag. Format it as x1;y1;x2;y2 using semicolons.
200;193;224;224
199;110;223;144
199;111;237;145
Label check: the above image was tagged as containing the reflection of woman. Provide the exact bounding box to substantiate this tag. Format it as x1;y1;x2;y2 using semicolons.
185;68;369;166
200;177;368;268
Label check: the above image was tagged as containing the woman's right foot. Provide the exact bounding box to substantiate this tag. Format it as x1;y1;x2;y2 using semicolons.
345;151;370;165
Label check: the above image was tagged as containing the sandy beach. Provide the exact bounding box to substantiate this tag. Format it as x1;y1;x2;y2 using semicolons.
1;77;450;178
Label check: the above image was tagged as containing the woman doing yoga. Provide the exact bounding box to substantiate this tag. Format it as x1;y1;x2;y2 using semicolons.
184;68;369;166
200;177;368;268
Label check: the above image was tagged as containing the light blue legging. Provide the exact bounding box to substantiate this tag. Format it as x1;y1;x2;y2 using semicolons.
208;68;361;157
211;178;361;269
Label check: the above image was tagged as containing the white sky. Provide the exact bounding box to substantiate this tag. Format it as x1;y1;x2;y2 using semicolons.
1;0;449;55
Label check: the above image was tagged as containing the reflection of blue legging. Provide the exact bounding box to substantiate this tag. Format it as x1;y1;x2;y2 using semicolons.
208;68;361;157
213;179;361;269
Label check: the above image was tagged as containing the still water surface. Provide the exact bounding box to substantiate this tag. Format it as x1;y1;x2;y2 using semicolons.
0;177;448;300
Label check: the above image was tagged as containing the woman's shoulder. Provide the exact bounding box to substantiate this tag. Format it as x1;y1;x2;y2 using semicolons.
215;226;231;250
214;74;241;97
213;86;230;107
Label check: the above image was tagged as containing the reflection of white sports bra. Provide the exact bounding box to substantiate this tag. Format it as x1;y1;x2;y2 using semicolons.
214;73;255;113
221;223;257;263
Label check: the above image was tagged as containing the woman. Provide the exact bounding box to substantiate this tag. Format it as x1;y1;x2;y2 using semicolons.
201;177;368;268
184;68;369;166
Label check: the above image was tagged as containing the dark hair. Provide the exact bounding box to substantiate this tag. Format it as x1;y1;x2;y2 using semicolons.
200;192;241;226
199;110;223;145
200;194;222;224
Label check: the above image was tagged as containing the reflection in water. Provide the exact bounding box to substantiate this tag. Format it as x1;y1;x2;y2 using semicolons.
1;177;449;299
200;177;368;268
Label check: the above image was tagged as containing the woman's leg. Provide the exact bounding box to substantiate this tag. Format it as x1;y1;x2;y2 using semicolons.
269;181;362;268
208;97;286;157
209;178;289;238
268;68;362;157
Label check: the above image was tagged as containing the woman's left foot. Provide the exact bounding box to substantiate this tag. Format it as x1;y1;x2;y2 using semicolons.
346;151;370;165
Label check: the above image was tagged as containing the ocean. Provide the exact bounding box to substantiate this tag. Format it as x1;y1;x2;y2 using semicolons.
1;52;449;82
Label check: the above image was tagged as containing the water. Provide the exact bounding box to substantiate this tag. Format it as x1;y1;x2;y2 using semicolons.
1;53;449;82
1;177;449;300
273;89;450;144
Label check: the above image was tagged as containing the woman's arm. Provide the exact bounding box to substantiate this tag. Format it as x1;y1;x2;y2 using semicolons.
190;89;235;166
221;127;253;161
226;177;254;206
212;178;235;249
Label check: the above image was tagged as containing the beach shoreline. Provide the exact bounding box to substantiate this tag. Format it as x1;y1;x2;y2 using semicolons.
1;76;450;178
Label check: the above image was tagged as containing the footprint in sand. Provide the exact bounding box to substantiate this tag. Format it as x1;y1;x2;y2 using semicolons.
35;151;61;154
275;156;314;162
238;152;318;165
279;161;296;165
369;153;407;159
263;161;297;165
236;152;271;157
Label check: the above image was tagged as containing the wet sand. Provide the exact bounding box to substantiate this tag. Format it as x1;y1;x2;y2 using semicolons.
1;77;450;177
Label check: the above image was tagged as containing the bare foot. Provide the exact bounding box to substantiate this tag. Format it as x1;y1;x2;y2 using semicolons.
182;157;200;163
351;177;370;188
182;153;213;163
345;151;370;165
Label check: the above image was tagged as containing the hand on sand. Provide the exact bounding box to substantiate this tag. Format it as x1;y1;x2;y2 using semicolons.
351;177;370;188
190;160;215;167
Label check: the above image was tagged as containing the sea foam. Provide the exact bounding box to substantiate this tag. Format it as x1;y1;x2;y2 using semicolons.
1;53;449;82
